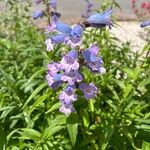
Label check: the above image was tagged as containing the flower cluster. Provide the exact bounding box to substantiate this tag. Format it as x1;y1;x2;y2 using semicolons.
33;0;113;115
46;45;105;115
33;0;150;115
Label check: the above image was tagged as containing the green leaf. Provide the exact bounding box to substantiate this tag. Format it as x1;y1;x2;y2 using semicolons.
43;126;64;139
67;114;79;146
45;102;61;114
139;77;150;87
19;128;41;140
67;123;78;146
22;83;47;108
136;125;150;131
28;93;50;114
0;128;6;150
82;110;89;128
123;84;133;98
135;119;150;124
142;141;150;150
122;67;141;80
112;79;125;89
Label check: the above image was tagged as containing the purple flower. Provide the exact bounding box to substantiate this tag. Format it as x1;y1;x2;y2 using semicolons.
33;10;44;20
35;0;42;4
87;57;106;73
59;85;77;105
45;34;66;51
60;50;79;73
59;103;75;115
55;22;72;34
47;62;61;76
82;0;93;18
47;24;56;33
47;12;61;31
70;25;83;39
79;82;97;99
83;44;99;62
82;45;106;73
45;38;54;51
61;70;83;85
47;21;71;34
46;73;63;89
86;8;113;29
140;20;150;28
50;0;57;10
66;25;84;48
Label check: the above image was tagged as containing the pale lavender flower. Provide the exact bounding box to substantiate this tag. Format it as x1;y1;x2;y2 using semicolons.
67;25;84;48
82;45;105;73
47;12;61;32
47;62;61;76
61;70;83;85
83;44;99;62
60;50;79;73
50;0;57;10
45;38;54;51
87;57;106;73
79;82;97;99
59;85;77;105
47;21;71;33
33;10;44;20
45;34;65;51
47;24;56;33
59;103;75;115
140;20;150;28
46;73;63;89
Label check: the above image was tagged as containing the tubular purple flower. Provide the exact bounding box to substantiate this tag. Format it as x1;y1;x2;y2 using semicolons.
82;45;105;73
86;8;113;29
51;34;66;43
59;85;77;105
47;24;56;33
59;103;75;115
87;57;106;73
33;10;44;20
140;20;150;28
47;21;71;33
47;62;61;76
79;82;97;99
61;70;83;85
50;0;57;10
70;25;83;38
82;44;99;62
55;22;72;34
46;73;63;89
45;34;66;51
67;25;84;48
51;12;61;23
60;50;79;73
35;0;42;4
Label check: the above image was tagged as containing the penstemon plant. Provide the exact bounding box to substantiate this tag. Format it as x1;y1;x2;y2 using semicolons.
0;0;150;149
33;0;112;115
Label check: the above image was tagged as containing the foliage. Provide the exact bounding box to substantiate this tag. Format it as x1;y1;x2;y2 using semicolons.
0;0;150;150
